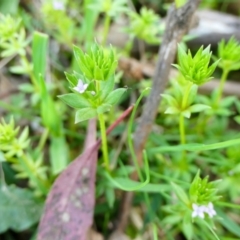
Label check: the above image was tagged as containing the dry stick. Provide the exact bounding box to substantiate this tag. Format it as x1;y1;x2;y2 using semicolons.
0;89;19;99
117;0;201;232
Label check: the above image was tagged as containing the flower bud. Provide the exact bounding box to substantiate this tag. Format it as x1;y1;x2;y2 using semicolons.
73;43;117;81
173;45;219;85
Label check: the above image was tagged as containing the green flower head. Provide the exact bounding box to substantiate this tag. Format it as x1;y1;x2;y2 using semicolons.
73;43;118;81
0;118;18;145
189;171;221;205
0;118;29;159
0;14;22;43
173;45;220;85
217;36;240;71
127;7;160;44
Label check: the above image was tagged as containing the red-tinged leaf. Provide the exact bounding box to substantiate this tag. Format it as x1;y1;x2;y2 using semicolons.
37;106;134;240
37;119;100;240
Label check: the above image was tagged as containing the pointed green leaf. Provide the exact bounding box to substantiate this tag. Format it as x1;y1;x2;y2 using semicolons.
230;62;240;71
171;182;189;205
217;209;240;237
75;108;97;123
161;94;178;107
104;88;126;105
73;45;85;64
100;75;115;100
165;106;179;115
97;104;112;114
182;214;193;240
189;104;211;113
32;32;48;85
65;72;78;87
182;110;191;118
9;65;29;74
58;93;92;109
188;84;198;105
94;65;104;80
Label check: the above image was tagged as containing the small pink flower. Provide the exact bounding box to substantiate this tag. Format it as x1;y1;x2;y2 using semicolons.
73;80;88;94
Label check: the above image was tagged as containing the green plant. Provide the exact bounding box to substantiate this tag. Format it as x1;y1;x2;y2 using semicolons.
0;118;49;195
213;37;240;102
59;43;126;171
126;7;162;44
2;1;240;239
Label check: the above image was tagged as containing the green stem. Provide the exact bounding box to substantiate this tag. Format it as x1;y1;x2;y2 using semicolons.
127;88;156;224
179;113;187;167
127;89;150;179
179;82;192;168
102;13;111;46
179;82;192;144
0;163;6;189
95;79;109;170
37;128;49;151
98;113;110;171
20;54;39;92
179;114;185;145
182;82;192;109
216;68;229;104
152;224;158;240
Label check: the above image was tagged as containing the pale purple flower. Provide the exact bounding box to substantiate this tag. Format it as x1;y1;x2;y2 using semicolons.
73;80;88;94
192;204;205;219
53;1;65;10
205;202;216;218
192;202;217;219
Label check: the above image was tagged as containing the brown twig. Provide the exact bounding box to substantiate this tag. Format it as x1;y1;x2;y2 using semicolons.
117;0;201;232
0;88;19;99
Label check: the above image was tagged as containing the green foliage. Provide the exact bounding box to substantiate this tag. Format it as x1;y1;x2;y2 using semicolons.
75;108;98;123
0;185;43;233
60;44;126;123
171;182;189;205
216;36;240;72
197;90;236;117
89;0;128;18
41;0;76;44
0;23;29;60
58;93;92;109
162;80;210;119
189;171;221;205
173;45;220;85
0;14;31;76
1;1;240;239
0;0;19;14
32;32;48;85
73;44;117;81
0;14;21;42
175;0;187;8
126;7;161;44
0;118;29;159
0;118;49;195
